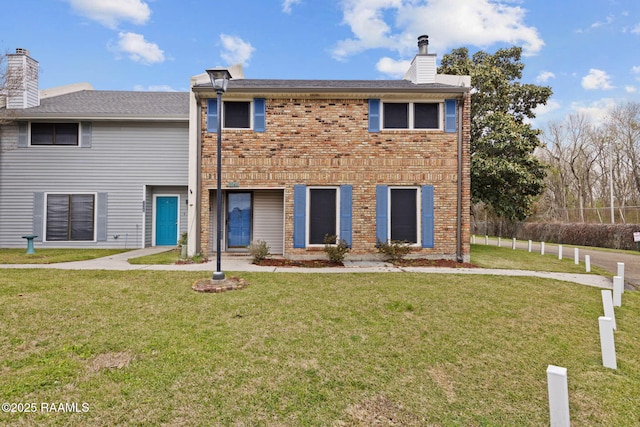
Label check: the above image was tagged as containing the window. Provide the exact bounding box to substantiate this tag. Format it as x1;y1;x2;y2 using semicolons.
382;102;440;130
376;185;434;248
308;188;337;245
46;194;95;241
224;101;250;129
31;123;79;145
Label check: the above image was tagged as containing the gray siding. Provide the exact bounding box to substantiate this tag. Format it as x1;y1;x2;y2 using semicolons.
0;121;188;248
253;190;284;255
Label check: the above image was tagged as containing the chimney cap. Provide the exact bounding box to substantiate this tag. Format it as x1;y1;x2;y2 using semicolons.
417;35;429;54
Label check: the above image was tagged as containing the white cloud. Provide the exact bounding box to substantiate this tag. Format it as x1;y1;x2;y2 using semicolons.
570;98;616;125
220;34;255;66
114;32;165;64
376;57;411;78
66;0;151;29
631;23;640;34
331;0;544;61
625;85;637;93
534;99;561;117
133;84;178;92
536;71;555;83
282;0;301;14
581;69;613;90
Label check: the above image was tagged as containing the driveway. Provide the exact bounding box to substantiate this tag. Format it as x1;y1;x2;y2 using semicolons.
485;237;640;290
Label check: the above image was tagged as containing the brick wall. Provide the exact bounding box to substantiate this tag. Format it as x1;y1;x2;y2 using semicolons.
200;94;470;259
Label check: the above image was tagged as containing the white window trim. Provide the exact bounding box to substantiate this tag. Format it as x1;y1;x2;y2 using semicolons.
387;186;421;246
28;122;82;147
151;194;181;247
306;186;340;247
222;99;254;130
43;192;98;243
381;101;444;131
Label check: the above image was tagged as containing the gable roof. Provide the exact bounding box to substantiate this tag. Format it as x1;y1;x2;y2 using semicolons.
9;90;189;121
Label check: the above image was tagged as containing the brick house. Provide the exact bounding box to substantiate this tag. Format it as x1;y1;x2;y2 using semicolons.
188;36;471;261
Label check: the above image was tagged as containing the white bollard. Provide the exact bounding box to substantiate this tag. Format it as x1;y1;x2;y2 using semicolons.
471;235;476;244
547;365;571;427
512;238;516;250
528;240;532;252
598;316;617;369
601;290;617;330
574;248;579;265
558;245;563;260
498;237;501;247
541;241;545;255
585;255;591;273
613;276;623;307
617;263;625;293
485;235;488;245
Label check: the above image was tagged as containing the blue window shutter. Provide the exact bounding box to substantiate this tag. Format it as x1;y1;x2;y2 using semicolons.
339;185;352;247
445;99;457;133
33;192;44;242
254;98;266;132
376;185;388;244
422;185;434;248
80;122;92;148
18;122;28;148
293;185;306;248
97;193;108;241
368;99;380;132
207;98;218;133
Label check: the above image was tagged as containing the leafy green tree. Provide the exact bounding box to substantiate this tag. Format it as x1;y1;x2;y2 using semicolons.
439;46;552;221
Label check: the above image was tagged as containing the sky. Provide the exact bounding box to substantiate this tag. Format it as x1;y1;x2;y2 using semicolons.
2;0;640;128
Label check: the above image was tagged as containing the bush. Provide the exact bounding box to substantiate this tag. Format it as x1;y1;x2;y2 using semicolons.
515;222;640;250
376;240;412;261
323;235;350;264
247;240;271;263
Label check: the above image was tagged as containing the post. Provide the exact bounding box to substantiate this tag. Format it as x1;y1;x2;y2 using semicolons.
485;235;488;245
471;235;475;244
558;245;563;260
528;240;532;252
213;88;225;281
512;237;516;250
574;248;579;265
541;241;545;255
585;255;591;273
598;316;617;369
613;276;623;307
547;365;570;427
617;263;624;293
601;290;616;330
497;237;501;247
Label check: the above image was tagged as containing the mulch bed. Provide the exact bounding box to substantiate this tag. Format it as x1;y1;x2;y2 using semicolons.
390;259;478;268
256;259;344;268
255;258;478;268
192;276;249;293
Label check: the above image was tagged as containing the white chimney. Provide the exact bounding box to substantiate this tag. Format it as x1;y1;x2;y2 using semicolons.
6;48;40;109
403;35;437;85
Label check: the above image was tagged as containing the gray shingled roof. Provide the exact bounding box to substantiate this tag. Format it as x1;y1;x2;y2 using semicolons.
14;90;189;120
194;79;466;93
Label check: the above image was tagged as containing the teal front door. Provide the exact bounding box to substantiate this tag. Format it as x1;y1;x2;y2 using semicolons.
156;196;178;246
227;193;251;248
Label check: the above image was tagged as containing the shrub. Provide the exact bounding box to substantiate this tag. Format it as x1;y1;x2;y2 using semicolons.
178;232;188;247
247;240;271;263
376;239;412;261
323;235;350;264
515;222;640;250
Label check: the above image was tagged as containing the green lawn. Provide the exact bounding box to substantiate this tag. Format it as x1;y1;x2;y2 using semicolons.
1;269;638;426
0;249;129;264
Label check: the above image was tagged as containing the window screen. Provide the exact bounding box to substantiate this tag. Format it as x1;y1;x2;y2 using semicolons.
414;103;439;129
224;101;250;128
31;123;79;145
46;194;95;241
383;103;409;129
390;188;417;243
309;189;336;244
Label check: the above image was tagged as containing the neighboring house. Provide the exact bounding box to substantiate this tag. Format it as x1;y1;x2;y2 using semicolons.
0;49;189;249
189;36;472;261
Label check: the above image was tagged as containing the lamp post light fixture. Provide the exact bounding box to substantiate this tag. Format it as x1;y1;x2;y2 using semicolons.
206;68;232;281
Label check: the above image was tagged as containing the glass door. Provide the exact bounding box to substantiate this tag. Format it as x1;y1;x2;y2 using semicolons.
227;193;251;248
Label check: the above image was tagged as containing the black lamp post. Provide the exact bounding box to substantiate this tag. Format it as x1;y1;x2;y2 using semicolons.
206;68;232;281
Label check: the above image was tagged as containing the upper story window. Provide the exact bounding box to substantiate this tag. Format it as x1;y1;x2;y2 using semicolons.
31;123;79;146
224;101;251;129
383;102;440;130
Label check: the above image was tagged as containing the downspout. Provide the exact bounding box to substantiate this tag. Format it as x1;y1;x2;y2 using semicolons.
456;97;464;262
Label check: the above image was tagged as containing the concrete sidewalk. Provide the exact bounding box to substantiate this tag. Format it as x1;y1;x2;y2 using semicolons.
0;247;613;289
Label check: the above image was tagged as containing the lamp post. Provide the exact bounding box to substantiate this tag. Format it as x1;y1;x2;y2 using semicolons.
206;68;232;281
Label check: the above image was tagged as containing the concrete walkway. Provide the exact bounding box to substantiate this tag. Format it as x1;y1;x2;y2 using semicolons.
0;246;613;289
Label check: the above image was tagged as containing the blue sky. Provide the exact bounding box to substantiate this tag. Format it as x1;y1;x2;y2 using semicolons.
2;0;640;127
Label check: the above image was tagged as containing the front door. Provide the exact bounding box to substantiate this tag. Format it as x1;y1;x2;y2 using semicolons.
227;193;251;248
156;196;178;246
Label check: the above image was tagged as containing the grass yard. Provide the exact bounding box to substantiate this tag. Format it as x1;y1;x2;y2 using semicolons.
1;269;638;426
0;249;129;264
